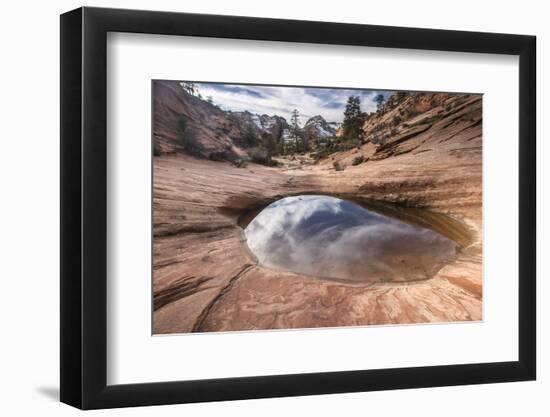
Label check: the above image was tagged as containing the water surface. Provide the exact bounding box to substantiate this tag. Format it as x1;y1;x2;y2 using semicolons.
244;195;458;283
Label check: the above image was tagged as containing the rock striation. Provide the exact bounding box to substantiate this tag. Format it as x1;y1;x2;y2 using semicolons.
152;87;483;334
153;80;248;161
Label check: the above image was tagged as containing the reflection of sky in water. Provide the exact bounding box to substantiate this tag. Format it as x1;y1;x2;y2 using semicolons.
245;195;457;283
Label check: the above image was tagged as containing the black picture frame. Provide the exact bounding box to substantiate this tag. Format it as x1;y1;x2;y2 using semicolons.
60;6;536;410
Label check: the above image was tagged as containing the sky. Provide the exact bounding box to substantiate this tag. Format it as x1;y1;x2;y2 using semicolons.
192;82;395;124
244;195;456;283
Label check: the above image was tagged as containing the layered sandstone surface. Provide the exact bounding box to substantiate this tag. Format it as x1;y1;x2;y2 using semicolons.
153;89;482;334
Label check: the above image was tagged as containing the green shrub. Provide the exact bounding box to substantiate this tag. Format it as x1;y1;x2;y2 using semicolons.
352;155;364;166
392;115;402;126
208;150;230;161
312;148;332;161
232;158;248;168
176;115;204;157
247;147;275;166
243;129;260;147
333;161;345;171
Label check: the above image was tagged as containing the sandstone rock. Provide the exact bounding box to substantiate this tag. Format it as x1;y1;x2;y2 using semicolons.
152;91;483;334
153;80;247;160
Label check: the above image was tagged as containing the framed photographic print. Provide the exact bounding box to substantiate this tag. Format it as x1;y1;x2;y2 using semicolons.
60;6;536;409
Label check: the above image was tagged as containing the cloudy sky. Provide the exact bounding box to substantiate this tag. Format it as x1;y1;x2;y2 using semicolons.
244;195;456;283
192;82;395;124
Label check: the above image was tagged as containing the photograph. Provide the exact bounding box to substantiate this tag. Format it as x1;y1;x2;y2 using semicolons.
152;80;483;334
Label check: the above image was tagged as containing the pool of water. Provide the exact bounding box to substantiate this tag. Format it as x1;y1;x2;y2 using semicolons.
243;195;459;284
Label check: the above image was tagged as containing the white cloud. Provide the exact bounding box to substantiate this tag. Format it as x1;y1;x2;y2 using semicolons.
193;83;393;124
245;195;456;283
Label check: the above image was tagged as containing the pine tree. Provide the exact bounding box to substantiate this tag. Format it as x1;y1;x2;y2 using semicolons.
375;93;386;112
290;109;302;151
342;96;363;140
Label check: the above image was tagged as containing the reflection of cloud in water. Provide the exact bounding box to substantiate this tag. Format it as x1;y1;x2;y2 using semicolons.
245;195;457;283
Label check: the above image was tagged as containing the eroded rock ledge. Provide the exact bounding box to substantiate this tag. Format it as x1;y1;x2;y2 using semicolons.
153;163;481;332
153;93;482;334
